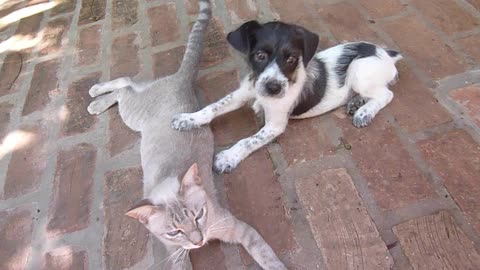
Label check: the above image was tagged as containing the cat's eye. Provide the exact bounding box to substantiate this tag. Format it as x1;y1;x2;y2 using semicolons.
254;51;268;62
195;208;205;221
286;56;297;64
167;230;182;237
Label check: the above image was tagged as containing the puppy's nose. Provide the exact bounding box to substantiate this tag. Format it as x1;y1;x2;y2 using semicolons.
265;81;282;95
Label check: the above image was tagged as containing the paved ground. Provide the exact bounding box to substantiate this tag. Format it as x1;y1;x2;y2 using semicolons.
1;0;480;269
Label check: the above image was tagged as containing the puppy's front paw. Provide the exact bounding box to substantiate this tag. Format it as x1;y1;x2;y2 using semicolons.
353;108;374;128
213;150;241;174
171;113;200;131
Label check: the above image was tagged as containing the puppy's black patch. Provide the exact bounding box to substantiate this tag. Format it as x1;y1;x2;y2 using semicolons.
336;42;378;87
291;58;328;116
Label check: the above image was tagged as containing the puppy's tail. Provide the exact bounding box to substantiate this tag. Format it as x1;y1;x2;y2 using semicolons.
386;49;403;63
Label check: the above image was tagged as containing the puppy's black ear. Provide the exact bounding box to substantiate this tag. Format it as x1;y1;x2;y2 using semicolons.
299;27;319;66
227;20;262;54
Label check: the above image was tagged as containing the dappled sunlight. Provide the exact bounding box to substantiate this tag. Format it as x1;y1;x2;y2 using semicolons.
57;105;69;123
0;34;40;53
44;246;75;269
0;1;58;29
0;130;36;160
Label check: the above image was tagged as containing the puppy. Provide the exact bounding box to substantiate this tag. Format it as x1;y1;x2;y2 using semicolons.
172;21;402;173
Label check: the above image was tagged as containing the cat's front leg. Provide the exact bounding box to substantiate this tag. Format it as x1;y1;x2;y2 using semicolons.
171;76;254;131
217;218;287;270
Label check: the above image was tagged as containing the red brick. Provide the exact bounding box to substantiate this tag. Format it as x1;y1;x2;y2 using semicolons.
388;62;452;132
277;117;334;166
0;102;13;140
152;46;185;78
224;149;295;266
268;0;325;33
417;129;480;233
0;53;23;97
148;4;180;46
467;0;480;10
15;12;43;38
111;33;140;79
296;168;393;269
78;0;105;25
318;2;382;43
4;123;47;199
108;107;140;157
62;72;100;136
456;33;480;64
50;0;77;16
393;211;480;269
184;0;198;15
47;143;96;236
197;70;257;146
23;59;61;116
43;247;88;270
358;0;405;18
412;0;479;34
337;115;435;209
39;17;71;56
383;15;468;80
450;85;480;127
104;167;149;270
190;240;227;270
76;24;101;66
0;207;33;270
0;2;23;19
199;18;231;69
112;0;138;30
225;0;258;23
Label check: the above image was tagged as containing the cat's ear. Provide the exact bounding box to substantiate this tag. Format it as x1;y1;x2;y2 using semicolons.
181;163;202;191
126;199;159;224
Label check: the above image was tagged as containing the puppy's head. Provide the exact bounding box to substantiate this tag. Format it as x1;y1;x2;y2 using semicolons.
227;21;319;98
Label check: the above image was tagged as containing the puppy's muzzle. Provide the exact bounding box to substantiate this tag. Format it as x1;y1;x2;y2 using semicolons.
265;81;282;95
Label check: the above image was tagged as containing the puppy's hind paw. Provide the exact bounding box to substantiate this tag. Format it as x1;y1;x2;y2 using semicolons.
171;113;200;131
346;95;367;116
353;109;374;128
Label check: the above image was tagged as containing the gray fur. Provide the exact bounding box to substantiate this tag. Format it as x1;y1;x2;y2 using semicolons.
87;0;285;269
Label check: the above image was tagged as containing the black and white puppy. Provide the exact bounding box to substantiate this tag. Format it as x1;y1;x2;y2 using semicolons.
172;21;402;173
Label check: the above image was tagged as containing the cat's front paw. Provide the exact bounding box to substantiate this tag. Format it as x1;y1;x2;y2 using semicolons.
213;150;241;174
171;113;200;131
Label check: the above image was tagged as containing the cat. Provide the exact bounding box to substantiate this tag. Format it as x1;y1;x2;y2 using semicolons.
86;0;286;269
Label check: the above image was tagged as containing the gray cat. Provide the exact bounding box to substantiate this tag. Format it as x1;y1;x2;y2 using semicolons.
86;0;286;269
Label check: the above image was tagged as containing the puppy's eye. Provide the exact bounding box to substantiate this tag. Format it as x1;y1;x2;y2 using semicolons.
167;230;182;237
195;208;205;221
254;51;268;62
286;56;297;64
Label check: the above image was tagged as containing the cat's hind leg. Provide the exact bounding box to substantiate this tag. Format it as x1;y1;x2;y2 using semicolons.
87;92;118;115
89;77;133;97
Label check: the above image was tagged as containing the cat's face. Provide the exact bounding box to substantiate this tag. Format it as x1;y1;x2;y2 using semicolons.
126;164;211;249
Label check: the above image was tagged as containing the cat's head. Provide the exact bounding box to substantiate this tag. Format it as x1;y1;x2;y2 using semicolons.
126;164;210;250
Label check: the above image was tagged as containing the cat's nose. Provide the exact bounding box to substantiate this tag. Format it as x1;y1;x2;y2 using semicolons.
191;232;204;246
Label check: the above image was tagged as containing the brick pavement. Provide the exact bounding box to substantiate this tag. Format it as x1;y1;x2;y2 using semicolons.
1;0;480;269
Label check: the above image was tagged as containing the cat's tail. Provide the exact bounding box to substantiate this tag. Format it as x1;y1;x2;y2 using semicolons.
178;0;212;81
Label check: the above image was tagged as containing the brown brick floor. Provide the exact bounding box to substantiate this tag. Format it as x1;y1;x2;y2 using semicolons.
1;0;480;269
